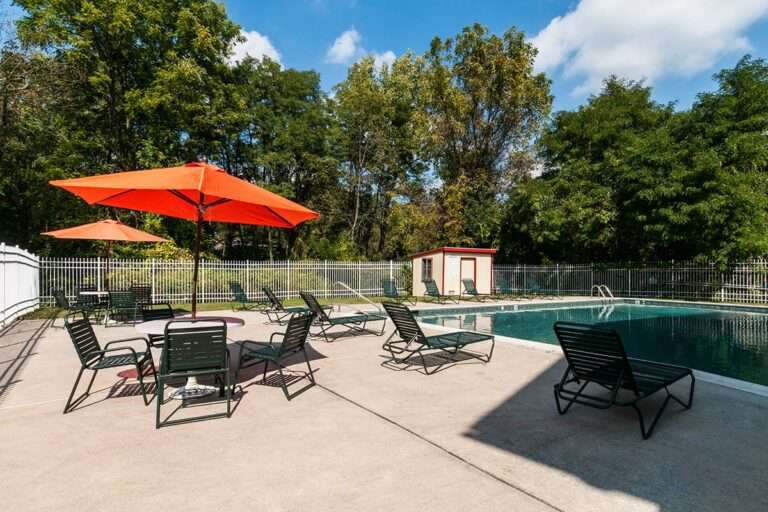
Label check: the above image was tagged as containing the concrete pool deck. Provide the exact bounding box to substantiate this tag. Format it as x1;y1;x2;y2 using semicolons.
1;298;767;511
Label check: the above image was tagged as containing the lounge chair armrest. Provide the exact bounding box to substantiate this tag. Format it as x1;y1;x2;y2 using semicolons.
269;331;285;344
104;337;152;351
96;346;140;360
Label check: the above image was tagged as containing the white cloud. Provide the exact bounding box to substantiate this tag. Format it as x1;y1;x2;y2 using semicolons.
230;30;281;65
326;29;362;63
531;0;768;96
372;50;396;70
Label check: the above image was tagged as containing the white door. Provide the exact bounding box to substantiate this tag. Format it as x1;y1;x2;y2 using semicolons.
460;258;476;290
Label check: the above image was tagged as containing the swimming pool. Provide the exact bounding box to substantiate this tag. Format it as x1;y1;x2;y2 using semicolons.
416;301;768;386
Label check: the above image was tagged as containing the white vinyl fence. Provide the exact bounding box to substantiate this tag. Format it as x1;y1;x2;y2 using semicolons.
493;262;768;303
0;244;40;326
40;258;413;306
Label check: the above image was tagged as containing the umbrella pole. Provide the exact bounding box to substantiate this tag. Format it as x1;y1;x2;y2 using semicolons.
191;214;203;318
105;240;112;290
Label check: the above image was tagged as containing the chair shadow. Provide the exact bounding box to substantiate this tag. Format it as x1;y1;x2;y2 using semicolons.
462;358;768;512
379;350;488;375
232;344;325;400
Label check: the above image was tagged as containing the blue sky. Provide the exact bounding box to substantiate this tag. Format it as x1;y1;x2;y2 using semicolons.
225;0;768;112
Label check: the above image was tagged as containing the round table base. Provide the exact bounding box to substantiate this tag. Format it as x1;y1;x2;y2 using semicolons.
169;377;218;400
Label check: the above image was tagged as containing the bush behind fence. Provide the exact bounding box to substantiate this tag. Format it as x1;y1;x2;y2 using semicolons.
38;257;768;306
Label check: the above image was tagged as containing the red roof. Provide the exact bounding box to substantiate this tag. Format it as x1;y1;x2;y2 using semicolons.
410;247;497;259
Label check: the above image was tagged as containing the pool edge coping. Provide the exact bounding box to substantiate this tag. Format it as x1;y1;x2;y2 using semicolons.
416;316;768;399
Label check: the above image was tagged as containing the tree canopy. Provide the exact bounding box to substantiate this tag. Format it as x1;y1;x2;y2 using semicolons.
2;3;768;264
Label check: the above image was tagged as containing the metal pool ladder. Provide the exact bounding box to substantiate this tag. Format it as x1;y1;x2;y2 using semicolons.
591;284;615;303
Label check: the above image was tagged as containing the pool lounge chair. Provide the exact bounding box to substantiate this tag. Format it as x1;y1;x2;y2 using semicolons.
382;278;416;305
237;311;316;400
262;287;316;324
381;302;495;375
229;281;270;311
422;278;458;304
300;291;387;342
553;321;695;439
461;278;493;302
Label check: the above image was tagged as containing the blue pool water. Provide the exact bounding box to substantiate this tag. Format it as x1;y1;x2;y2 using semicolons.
417;303;768;386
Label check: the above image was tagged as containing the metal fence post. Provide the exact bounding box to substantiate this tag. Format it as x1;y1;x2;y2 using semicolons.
556;263;560;295
628;267;632;297
151;259;156;303
96;256;102;291
286;260;291;300
324;260;329;299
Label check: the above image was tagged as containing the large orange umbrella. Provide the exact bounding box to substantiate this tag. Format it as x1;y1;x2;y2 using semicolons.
50;161;319;316
43;219;168;288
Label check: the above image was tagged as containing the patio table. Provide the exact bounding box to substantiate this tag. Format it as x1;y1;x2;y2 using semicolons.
135;316;244;400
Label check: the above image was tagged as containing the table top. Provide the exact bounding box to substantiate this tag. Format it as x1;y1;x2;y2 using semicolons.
135;316;245;335
78;291;109;296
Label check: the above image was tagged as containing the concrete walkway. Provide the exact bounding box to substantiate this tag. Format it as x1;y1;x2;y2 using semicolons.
1;301;766;511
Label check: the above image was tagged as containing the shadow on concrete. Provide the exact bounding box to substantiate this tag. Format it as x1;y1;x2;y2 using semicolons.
463;357;768;512
0;318;53;406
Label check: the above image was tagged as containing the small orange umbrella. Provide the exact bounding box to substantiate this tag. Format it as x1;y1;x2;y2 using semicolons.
50;161;319;316
43;219;168;288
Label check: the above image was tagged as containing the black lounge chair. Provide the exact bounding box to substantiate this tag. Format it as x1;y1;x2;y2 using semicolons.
140;302;175;348
382;278;416;305
300;291;387;342
262;286;316;324
422;278;458;304
553;321;695;439
461;278;493;301
381;302;495;375
156;319;233;428
63;311;156;413
237;311;316;400
129;284;152;306
107;290;139;326
230;281;270;311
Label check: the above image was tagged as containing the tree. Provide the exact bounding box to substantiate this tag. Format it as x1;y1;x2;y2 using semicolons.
419;23;552;246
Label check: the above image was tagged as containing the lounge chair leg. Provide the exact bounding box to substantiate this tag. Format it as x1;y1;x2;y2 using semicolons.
553;379;588;415
135;361;150;405
632;392;673;440
303;351;315;384
155;379;164;429
63;366;87;414
262;360;269;383
276;365;290;400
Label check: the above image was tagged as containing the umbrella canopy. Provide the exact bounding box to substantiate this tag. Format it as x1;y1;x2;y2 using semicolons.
50;161;320;316
42;219;168;242
49;161;319;227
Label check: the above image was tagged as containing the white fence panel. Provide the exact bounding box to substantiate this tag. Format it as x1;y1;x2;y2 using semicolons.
0;244;40;326
39;258;412;305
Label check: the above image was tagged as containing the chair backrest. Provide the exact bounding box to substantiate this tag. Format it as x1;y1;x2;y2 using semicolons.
52;289;70;308
276;312;314;355
75;285;98;307
65;312;102;365
130;284;152;305
381;279;399;298
110;290;136;308
382;302;426;344
230;282;248;303
553;322;637;392
141;303;174;322
423;279;441;296
299;292;330;322
162;319;228;374
462;278;479;295
263;287;284;310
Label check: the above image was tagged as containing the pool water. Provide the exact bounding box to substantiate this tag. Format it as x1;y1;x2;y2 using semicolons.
418;303;768;386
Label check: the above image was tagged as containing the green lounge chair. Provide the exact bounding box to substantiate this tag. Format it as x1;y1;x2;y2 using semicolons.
63;311;156;413
300;291;387;342
237;311;316;400
422;278;458;304
553;322;695;439
382;278;415;305
229;281;270;311
156;319;233;428
140;302;175;348
262;286;317;324
461;278;492;301
107;290;139;326
129;284;152;306
381;302;495;375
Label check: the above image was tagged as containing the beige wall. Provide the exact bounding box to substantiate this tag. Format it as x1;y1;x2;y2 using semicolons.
411;251;494;296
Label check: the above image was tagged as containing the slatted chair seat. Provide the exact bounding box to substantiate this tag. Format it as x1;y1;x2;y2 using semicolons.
230;281;270;311
155;319;233;428
422;278;458;304
261;287;315;324
237;312;316;400
63;311;157;414
553;321;695;439
382;279;416;305
381;302;494;375
300;291;387;342
461;278;492;302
